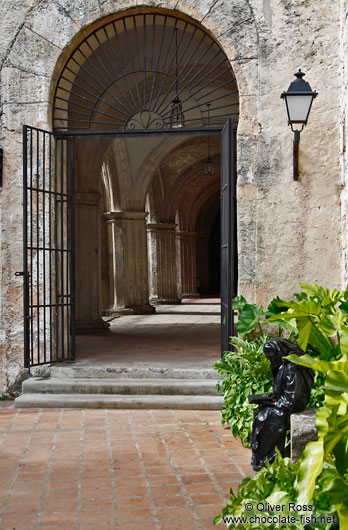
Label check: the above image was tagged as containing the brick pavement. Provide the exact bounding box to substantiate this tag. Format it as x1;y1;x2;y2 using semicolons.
0;403;251;529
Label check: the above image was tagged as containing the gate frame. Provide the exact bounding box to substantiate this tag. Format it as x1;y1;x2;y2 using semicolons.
21;125;75;369
21;122;237;368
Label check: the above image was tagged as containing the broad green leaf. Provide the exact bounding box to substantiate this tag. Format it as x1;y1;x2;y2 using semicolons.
325;388;348;409
298;283;343;306
265;489;291;509
327;477;348;528
213;514;223;525
265;297;290;318
283;300;323;316
237;304;264;336
339;325;348;355
267;310;299;321
333;437;348;477
294;291;311;302
232;295;247;313
308;324;337;357
339;300;348;317
285;353;331;374
318;315;340;337
267;301;322;322
324;426;346;457
274;318;298;334
297;317;312;351
335;407;348;434
336;504;348;530
298;282;328;298
295;440;324;504
325;370;348;393
265;298;297;333
315;406;331;439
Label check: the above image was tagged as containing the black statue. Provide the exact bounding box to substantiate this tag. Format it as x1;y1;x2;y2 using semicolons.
248;338;314;471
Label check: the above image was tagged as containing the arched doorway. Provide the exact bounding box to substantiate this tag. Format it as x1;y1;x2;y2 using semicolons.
22;8;238;367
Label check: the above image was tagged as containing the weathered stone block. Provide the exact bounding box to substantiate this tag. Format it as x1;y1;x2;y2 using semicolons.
290;408;318;462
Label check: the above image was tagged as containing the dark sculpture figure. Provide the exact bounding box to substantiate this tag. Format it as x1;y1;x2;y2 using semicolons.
248;338;314;471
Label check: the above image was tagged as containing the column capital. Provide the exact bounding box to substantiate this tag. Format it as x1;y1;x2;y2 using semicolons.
105;211;148;221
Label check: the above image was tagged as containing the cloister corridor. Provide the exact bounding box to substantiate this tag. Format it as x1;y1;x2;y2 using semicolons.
75;298;221;367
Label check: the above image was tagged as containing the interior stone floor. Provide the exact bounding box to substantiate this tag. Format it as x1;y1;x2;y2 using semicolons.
75;299;221;368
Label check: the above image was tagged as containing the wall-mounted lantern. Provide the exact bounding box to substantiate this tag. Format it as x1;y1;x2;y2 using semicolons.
281;70;317;180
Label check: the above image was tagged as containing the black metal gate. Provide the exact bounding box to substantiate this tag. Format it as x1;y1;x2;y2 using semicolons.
20;121;235;365
221;119;237;355
20;126;75;367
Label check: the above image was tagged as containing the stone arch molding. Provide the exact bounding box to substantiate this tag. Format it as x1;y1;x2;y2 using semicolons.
1;0;258;133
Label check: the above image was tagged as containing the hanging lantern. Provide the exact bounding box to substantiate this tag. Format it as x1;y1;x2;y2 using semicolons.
169;29;185;129
169;96;185;129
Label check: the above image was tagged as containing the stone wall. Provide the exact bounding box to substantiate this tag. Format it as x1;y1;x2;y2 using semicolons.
341;0;348;287
0;0;345;393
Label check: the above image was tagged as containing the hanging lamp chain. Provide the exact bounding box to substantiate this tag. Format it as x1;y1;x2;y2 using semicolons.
207;103;211;154
175;27;179;96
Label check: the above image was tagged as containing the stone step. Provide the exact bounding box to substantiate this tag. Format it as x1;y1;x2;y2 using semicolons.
21;377;220;396
49;364;219;380
15;393;224;410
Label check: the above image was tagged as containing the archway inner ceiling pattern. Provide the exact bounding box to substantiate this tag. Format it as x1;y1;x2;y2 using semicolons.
53;12;238;132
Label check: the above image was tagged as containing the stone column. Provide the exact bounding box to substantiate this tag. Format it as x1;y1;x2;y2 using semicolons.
105;211;155;314
147;223;180;304
75;193;109;332
176;231;199;298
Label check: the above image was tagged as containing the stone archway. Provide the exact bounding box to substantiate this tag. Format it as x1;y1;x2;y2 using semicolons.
49;8;241;330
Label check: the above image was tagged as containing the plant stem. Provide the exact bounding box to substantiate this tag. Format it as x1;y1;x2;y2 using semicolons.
258;323;263;337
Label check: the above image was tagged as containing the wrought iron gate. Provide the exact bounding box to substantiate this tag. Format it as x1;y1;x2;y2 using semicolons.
20;126;75;367
221;119;237;355
20;121;235;365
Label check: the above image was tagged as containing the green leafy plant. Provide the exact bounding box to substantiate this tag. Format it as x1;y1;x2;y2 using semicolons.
215;336;272;445
214;452;338;529
286;353;348;527
266;283;347;359
268;285;348;528
233;294;296;339
215;289;325;446
215;284;348;529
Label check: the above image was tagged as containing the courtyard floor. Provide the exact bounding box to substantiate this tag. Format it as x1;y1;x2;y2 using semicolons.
0;403;251;530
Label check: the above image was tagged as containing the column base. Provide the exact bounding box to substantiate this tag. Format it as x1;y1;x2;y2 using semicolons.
150;297;181;305
75;319;110;334
106;304;156;316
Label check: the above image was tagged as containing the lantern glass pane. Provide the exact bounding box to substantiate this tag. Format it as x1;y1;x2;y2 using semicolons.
285;94;312;123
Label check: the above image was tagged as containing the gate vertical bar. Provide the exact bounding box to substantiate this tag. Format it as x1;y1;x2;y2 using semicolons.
220;119;237;356
22;126;30;368
70;137;76;360
42;132;47;363
29;128;34;366
59;137;65;361
49;133;53;362
54;136;59;362
36;129;40;364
